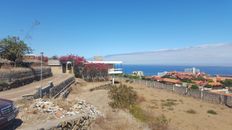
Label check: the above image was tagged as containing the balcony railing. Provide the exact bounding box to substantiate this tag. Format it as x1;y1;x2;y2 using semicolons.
108;68;123;74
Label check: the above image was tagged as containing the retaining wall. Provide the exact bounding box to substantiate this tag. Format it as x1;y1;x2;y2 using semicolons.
0;67;52;91
34;76;75;99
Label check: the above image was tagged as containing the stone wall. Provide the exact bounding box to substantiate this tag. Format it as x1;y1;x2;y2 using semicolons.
0;67;52;91
118;77;232;108
34;76;75;99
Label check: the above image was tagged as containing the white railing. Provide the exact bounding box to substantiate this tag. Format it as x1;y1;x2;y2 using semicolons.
108;68;123;74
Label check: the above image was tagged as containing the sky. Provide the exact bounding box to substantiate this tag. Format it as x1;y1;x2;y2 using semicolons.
105;43;232;66
0;0;232;58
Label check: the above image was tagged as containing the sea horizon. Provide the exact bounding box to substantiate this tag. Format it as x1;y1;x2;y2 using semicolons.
123;64;232;76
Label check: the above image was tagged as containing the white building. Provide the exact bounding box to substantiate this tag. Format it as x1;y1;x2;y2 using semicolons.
184;67;200;74
132;71;144;77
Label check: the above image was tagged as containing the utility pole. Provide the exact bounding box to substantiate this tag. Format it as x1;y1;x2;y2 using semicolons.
39;52;43;98
40;52;43;81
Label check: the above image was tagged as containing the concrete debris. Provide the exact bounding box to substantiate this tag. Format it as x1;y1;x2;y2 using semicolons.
31;98;101;119
47;116;92;130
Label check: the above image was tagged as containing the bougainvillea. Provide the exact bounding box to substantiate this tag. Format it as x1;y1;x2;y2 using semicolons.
82;63;109;81
59;55;86;65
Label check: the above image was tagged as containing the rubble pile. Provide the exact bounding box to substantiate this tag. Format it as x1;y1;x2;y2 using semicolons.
32;98;101;119
47;116;92;130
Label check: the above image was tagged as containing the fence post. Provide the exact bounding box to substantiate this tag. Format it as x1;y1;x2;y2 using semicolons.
185;87;188;95
49;88;52;98
200;89;203;100
220;94;223;104
172;85;175;92
39;87;42;98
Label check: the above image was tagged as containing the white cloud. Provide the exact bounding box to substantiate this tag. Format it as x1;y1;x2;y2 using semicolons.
104;43;232;66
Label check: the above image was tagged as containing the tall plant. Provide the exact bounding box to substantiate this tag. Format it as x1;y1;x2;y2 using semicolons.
0;36;32;65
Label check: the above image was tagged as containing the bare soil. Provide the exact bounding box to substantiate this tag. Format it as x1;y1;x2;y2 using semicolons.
123;81;232;130
71;79;232;130
13;78;232;130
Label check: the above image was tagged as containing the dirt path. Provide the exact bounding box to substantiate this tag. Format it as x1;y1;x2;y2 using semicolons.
0;74;72;101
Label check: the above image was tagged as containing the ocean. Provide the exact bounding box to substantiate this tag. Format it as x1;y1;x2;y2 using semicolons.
122;65;232;76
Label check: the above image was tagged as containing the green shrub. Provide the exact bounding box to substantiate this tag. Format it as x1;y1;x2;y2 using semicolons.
222;79;232;87
204;84;212;88
191;85;199;89
207;110;217;115
181;79;192;83
108;84;137;109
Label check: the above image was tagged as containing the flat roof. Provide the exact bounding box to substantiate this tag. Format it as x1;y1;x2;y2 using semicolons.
88;60;123;64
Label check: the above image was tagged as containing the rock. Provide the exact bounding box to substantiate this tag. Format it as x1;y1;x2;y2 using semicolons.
30;98;102;119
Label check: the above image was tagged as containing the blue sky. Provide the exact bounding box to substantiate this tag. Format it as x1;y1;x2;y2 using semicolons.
0;0;232;58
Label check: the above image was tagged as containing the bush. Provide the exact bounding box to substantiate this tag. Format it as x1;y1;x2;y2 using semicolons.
82;63;109;81
222;79;232;87
204;84;212;88
191;85;199;89
181;79;192;83
108;84;137;109
207;110;217;115
186;109;197;114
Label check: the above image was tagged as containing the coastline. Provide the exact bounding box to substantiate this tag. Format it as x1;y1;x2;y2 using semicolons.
123;64;232;76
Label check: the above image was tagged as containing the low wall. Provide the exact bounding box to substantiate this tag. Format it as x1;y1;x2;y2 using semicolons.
118;77;232;108
34;76;75;99
0;67;52;91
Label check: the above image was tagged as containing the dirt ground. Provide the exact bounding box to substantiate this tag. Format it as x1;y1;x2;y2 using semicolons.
14;78;232;130
68;79;145;130
69;79;232;130
123;81;232;130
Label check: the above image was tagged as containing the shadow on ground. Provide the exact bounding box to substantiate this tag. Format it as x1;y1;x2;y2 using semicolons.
4;119;23;130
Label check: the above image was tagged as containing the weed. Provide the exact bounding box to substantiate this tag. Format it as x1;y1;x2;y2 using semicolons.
129;105;149;122
108;84;137;109
207;110;217;115
186;109;197;114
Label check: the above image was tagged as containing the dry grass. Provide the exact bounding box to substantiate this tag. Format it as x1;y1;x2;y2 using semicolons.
90;111;141;130
53;99;76;111
161;99;178;111
137;95;146;103
186;109;197;114
107;84;170;130
15;99;33;109
89;84;112;91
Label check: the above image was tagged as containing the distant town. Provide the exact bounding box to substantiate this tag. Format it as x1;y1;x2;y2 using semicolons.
128;67;232;96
